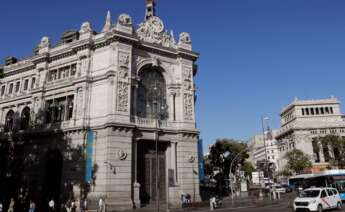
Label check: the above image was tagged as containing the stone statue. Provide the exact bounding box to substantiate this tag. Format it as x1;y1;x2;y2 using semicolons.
39;36;50;49
80;22;92;34
118;14;132;27
179;32;192;44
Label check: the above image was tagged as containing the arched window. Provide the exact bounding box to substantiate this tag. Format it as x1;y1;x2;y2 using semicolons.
136;68;167;120
4;110;14;132
21;107;30;130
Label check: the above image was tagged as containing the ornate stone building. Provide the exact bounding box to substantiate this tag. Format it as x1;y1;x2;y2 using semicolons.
276;97;345;172
0;1;200;210
248;129;280;171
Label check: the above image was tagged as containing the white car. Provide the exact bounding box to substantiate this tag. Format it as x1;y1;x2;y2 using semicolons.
293;187;342;212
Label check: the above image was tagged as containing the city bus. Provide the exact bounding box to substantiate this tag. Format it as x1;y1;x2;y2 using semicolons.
288;170;345;200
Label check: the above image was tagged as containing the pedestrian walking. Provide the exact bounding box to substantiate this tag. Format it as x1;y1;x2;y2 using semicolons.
70;201;76;212
60;204;67;212
7;198;14;212
80;199;87;212
48;199;55;212
65;202;71;212
28;200;35;212
97;198;105;212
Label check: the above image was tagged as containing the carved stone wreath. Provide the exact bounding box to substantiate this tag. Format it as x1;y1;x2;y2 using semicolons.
136;16;176;48
188;155;196;163
117;150;128;160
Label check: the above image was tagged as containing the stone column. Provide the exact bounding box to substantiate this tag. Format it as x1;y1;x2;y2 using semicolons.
319;142;325;163
133;140;140;208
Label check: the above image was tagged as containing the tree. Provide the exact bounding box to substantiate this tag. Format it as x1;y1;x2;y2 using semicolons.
277;169;293;178
316;135;345;168
205;138;248;178
285;149;312;174
242;161;255;178
0;108;97;212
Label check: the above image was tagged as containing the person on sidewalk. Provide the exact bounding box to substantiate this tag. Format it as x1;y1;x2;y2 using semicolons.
7;198;14;212
80;199;87;212
48;199;55;212
97;198;105;212
70;201;76;212
28;200;35;212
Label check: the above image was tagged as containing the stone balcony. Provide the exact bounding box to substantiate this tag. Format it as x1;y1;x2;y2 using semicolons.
130;116;169;128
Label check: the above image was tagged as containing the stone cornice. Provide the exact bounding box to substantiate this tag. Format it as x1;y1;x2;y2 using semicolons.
281;98;340;115
1;32;199;78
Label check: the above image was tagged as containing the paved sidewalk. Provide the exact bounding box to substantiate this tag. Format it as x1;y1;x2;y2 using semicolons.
116;195;285;212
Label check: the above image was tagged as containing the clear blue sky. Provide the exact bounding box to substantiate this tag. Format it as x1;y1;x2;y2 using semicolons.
1;0;345;151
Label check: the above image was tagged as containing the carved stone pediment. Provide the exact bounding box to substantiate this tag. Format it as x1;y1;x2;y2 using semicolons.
136;16;176;48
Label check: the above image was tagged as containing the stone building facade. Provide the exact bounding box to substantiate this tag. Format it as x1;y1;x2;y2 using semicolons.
0;1;200;210
276;97;345;172
248;130;280;171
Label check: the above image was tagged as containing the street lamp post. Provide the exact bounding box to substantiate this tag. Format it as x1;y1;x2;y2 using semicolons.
229;147;248;206
154;106;160;212
150;83;167;212
261;116;270;182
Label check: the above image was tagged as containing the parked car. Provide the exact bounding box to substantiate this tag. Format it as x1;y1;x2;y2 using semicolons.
269;184;286;193
275;185;286;193
281;184;293;193
293;187;342;212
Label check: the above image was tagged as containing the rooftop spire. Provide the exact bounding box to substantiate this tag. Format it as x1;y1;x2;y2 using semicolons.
102;10;112;32
145;0;156;20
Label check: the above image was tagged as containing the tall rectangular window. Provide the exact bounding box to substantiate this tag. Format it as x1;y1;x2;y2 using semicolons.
15;81;20;92
24;79;29;90
330;107;334;114
8;83;13;94
1;86;5;96
71;64;77;76
31;78;36;89
67;95;74;120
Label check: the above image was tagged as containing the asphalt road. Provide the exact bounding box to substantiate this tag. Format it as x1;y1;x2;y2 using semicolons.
184;194;345;212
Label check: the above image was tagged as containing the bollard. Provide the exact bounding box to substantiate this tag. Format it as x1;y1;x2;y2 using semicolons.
277;191;281;199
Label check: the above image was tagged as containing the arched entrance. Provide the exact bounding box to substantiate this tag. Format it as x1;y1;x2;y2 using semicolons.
137;140;168;206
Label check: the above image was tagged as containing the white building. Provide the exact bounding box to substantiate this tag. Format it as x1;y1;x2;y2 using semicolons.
248;129;280;171
0;1;200;210
276;97;345;172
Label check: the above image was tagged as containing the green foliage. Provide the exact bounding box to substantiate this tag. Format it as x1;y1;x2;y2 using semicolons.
277;169;293;177
205;138;248;177
242;161;255;177
285;149;312;174
317;135;345;168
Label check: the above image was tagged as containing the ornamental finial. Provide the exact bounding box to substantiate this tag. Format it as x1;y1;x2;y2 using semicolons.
145;0;156;20
102;10;112;32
